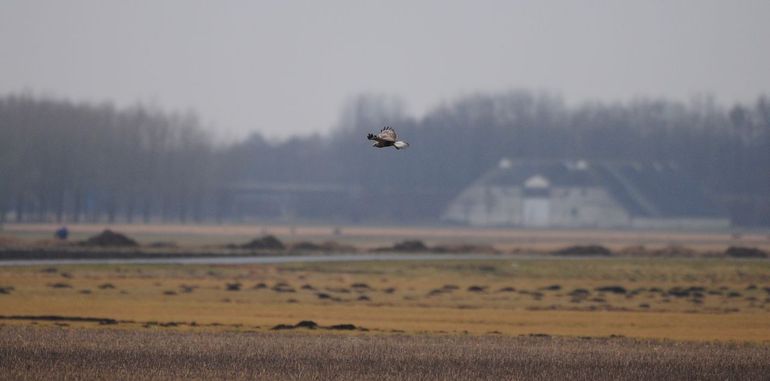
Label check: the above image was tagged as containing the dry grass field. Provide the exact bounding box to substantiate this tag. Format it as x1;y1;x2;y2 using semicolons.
1;257;769;341
2;325;770;381
2;225;770;379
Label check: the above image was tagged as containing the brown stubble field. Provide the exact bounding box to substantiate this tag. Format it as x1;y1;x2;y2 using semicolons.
2;325;770;381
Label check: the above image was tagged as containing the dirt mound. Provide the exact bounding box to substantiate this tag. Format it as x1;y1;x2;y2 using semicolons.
328;324;357;330
373;240;430;252
595;286;627;294
270;320;362;331
82;230;138;247
270;320;319;330
238;235;285;250
290;241;357;252
552;245;613;256
725;246;767;258
294;320;319;329
393;240;429;252
431;244;498;254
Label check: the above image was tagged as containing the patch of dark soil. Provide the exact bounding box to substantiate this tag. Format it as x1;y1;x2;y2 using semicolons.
294;320;319;329
431;244;498;254
329;324;357;330
290;241;357;252
725;246;767;258
569;288;590;297
272;284;295;293
351;282;372;290
270;320;370;331
595;286;627;294
372;240;429;252
552;245;613;256
326;287;351;294
270;321;363;331
667;286;705;298
237;235;285;250
81;230;138;248
0;315;117;325
392;240;430;252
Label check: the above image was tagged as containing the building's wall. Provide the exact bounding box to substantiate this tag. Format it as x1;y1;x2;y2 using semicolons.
442;186;524;226
442;185;630;228
548;187;630;228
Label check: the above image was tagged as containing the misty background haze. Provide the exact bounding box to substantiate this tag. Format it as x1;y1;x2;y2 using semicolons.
0;1;768;227
2;1;769;139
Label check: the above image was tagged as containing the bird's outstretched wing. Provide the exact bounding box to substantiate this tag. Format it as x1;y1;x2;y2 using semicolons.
376;126;397;142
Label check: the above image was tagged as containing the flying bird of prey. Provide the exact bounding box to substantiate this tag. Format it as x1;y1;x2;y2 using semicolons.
367;126;410;150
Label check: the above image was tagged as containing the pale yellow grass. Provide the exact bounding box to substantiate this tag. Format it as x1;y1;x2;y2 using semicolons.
1;258;769;342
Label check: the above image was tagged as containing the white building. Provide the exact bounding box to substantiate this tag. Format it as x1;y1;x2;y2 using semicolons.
442;159;730;229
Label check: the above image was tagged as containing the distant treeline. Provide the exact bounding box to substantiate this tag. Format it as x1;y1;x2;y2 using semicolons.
1;91;768;226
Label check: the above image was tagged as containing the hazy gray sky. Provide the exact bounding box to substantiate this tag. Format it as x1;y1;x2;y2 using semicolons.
2;1;768;139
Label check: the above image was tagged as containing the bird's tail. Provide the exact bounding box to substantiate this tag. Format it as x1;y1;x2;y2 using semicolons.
394;141;409;150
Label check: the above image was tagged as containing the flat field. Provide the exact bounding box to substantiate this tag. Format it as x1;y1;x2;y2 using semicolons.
2;225;770;379
1;257;769;341
2;326;769;381
4;222;770;251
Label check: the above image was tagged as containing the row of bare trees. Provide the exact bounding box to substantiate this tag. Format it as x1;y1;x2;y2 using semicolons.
0;95;214;224
1;91;769;226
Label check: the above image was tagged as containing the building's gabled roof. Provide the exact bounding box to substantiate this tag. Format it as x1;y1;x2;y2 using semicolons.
474;159;725;219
